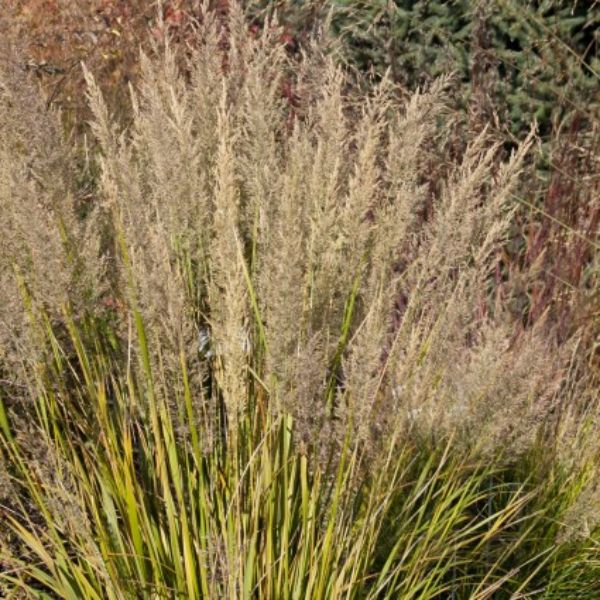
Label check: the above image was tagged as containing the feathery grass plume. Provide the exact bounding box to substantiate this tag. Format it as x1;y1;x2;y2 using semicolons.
84;48;204;393
302;64;351;335
371;129;566;451
207;94;250;425
258;124;311;401
340;77;450;448
78;1;585;456
0;50;103;381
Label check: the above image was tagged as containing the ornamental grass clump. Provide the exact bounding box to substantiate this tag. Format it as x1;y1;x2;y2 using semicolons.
0;2;598;597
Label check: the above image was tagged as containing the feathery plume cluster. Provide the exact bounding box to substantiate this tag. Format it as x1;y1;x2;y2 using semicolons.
72;3;575;460
0;2;582;457
0;45;102;383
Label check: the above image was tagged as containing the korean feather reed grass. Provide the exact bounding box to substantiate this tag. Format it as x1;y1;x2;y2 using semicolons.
0;2;598;597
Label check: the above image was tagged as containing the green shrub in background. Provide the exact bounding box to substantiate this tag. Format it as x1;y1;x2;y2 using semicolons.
250;0;599;139
335;1;599;136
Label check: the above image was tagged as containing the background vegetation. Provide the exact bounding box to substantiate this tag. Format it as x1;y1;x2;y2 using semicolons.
0;1;599;598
